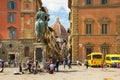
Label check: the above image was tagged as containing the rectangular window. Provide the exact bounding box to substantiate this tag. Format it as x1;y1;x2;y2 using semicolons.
8;1;16;10
101;24;108;34
86;0;91;5
86;24;92;34
93;55;102;59
101;47;109;55
8;13;15;23
9;29;16;39
101;0;107;4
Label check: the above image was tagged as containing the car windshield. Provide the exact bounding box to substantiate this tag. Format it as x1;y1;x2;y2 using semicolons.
93;55;102;59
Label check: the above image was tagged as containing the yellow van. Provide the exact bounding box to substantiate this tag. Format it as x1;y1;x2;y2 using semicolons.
87;52;104;67
105;54;120;67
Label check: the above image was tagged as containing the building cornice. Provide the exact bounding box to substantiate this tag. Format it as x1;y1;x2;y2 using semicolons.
72;4;120;9
21;11;34;14
71;34;118;37
20;12;34;17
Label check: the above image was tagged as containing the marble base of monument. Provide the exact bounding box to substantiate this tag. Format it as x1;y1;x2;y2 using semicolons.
33;43;46;69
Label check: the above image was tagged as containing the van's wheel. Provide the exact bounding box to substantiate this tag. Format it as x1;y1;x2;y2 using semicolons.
107;64;110;67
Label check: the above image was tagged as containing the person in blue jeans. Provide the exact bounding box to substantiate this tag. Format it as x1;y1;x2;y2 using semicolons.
55;59;60;72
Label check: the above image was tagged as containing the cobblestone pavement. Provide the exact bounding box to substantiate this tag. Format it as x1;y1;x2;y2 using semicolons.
0;65;120;80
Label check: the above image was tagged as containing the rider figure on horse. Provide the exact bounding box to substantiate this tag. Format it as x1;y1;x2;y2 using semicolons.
35;7;49;42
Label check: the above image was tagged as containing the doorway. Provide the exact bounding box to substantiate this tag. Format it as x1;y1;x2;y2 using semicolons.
86;47;93;56
9;54;15;61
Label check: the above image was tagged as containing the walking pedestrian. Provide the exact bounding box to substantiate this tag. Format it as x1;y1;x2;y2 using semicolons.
55;59;60;72
0;61;5;72
49;61;55;74
67;58;72;69
84;59;88;69
63;58;67;69
35;60;39;71
19;62;22;72
101;60;104;68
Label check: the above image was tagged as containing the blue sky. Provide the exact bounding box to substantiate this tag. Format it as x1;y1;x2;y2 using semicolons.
42;0;70;30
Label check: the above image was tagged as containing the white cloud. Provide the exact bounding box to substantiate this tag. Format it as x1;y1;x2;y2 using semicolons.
41;0;70;12
41;0;70;29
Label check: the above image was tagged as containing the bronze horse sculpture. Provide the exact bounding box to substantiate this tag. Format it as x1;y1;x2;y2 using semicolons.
35;7;49;42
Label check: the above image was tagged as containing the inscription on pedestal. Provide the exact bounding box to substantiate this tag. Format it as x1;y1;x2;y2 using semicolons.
36;48;42;62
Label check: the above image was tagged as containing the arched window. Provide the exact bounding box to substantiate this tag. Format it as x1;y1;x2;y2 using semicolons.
8;0;16;10
8;26;16;39
24;47;29;57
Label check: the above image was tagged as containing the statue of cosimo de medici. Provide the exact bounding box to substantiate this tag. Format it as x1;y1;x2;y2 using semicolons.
35;6;50;43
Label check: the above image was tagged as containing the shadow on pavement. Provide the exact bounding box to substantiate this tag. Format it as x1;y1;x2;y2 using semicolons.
58;70;78;73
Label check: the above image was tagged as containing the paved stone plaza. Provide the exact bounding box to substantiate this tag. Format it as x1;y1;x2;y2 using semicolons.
0;65;120;80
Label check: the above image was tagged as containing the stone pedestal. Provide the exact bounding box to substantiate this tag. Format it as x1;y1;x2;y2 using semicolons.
33;43;46;68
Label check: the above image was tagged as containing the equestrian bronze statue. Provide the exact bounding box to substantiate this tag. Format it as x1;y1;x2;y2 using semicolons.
35;7;49;42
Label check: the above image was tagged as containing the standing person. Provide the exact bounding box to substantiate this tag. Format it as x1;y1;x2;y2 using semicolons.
63;58;66;69
76;60;82;66
84;59;88;69
55;59;60;72
101;60;104;68
0;61;5;72
35;60;39;71
44;59;49;72
19;62;22;73
67;58;72;69
49;61;54;74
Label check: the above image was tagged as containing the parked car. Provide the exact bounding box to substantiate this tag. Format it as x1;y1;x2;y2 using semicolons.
105;54;120;67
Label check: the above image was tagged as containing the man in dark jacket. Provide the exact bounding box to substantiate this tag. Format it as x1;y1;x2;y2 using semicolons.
55;59;60;72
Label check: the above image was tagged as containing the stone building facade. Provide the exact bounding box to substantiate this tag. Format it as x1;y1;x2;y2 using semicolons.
0;0;41;62
0;0;62;63
68;0;120;62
